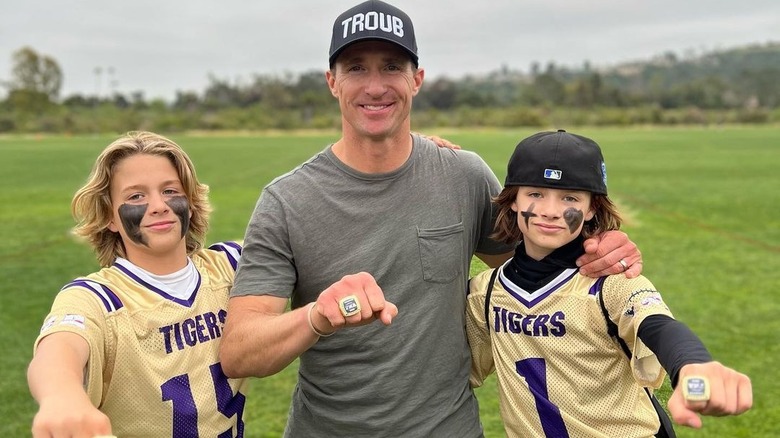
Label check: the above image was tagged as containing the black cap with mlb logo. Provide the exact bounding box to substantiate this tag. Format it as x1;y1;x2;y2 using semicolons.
329;0;418;67
504;129;608;195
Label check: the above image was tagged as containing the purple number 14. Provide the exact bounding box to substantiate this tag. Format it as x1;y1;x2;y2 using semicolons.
161;362;245;438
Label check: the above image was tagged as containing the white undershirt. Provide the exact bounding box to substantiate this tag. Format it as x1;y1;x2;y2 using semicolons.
115;257;199;300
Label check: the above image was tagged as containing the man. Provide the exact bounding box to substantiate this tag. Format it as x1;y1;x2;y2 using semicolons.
220;1;640;436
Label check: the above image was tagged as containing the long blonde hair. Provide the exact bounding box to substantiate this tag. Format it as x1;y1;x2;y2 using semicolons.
71;131;211;267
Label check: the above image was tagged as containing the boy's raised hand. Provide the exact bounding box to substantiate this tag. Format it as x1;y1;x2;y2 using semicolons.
667;361;753;428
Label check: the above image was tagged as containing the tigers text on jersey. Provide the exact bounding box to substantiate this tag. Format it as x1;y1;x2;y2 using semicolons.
466;265;674;438
34;242;247;438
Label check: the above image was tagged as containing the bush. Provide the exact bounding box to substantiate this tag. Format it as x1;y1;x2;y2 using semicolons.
0;116;15;133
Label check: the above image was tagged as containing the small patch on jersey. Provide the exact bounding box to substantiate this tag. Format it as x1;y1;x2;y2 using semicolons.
40;316;57;332
544;169;562;180
628;289;665;306
61;314;86;330
640;295;664;307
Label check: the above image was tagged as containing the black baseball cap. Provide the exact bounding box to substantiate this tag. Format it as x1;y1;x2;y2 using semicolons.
329;0;418;67
505;130;608;195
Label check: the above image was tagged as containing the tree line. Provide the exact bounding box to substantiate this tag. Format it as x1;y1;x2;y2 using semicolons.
1;43;779;134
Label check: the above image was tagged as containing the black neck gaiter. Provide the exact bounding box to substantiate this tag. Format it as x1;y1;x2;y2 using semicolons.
502;235;585;291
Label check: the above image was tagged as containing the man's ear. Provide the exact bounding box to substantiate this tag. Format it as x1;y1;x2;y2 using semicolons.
411;67;424;96
326;70;339;98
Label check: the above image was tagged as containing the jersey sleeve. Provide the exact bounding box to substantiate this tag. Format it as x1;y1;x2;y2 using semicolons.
602;275;674;388
207;241;243;273
465;269;496;388
33;284;112;406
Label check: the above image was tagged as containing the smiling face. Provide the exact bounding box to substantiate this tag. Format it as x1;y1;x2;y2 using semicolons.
326;40;424;141
107;153;191;266
512;186;595;260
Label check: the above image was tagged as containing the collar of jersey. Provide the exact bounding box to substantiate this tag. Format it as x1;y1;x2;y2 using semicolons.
113;258;201;307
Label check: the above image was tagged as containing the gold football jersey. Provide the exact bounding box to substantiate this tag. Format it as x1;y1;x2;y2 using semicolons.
467;266;674;438
34;242;247;438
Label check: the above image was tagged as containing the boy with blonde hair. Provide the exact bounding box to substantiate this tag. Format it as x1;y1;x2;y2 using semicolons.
28;131;247;437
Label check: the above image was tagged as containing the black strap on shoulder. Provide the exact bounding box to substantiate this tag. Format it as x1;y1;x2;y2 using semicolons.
597;276;633;360
484;268;500;331
594;276;677;438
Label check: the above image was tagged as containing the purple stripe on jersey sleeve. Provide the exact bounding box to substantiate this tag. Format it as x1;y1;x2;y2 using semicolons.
223;241;242;255
208;241;242;271
588;276;608;296
65;280;124;312
113;263;201;307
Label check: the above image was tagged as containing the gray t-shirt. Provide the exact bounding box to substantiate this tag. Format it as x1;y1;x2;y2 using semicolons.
233;135;512;437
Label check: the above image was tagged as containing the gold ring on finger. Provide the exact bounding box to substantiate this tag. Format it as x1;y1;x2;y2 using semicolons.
338;295;361;317
682;375;710;402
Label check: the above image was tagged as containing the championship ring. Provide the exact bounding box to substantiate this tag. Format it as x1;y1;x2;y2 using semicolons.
682;376;711;402
339;295;361;317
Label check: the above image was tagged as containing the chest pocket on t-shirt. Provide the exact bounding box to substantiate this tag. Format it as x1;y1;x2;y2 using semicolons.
417;222;464;284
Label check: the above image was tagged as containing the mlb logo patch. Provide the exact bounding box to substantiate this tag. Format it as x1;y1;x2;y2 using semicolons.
544;169;562;180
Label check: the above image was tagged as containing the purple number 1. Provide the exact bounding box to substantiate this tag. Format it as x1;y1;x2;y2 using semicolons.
161;362;245;438
515;357;569;438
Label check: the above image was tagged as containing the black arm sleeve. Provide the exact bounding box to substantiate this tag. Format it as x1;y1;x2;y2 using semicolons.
637;314;713;387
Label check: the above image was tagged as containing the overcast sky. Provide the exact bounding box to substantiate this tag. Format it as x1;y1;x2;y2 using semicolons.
1;0;777;101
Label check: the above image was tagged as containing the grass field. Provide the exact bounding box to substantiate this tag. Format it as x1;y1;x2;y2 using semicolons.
1;126;777;437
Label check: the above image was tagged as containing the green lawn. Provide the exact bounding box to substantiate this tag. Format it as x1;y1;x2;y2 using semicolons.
1;126;775;437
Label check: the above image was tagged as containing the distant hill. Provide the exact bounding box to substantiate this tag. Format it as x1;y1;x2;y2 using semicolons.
415;41;780;110
599;42;780;107
607;41;780;79
3;41;778;133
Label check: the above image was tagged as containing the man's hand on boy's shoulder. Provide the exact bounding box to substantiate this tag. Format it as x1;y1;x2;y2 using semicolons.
577;230;642;278
415;132;461;150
